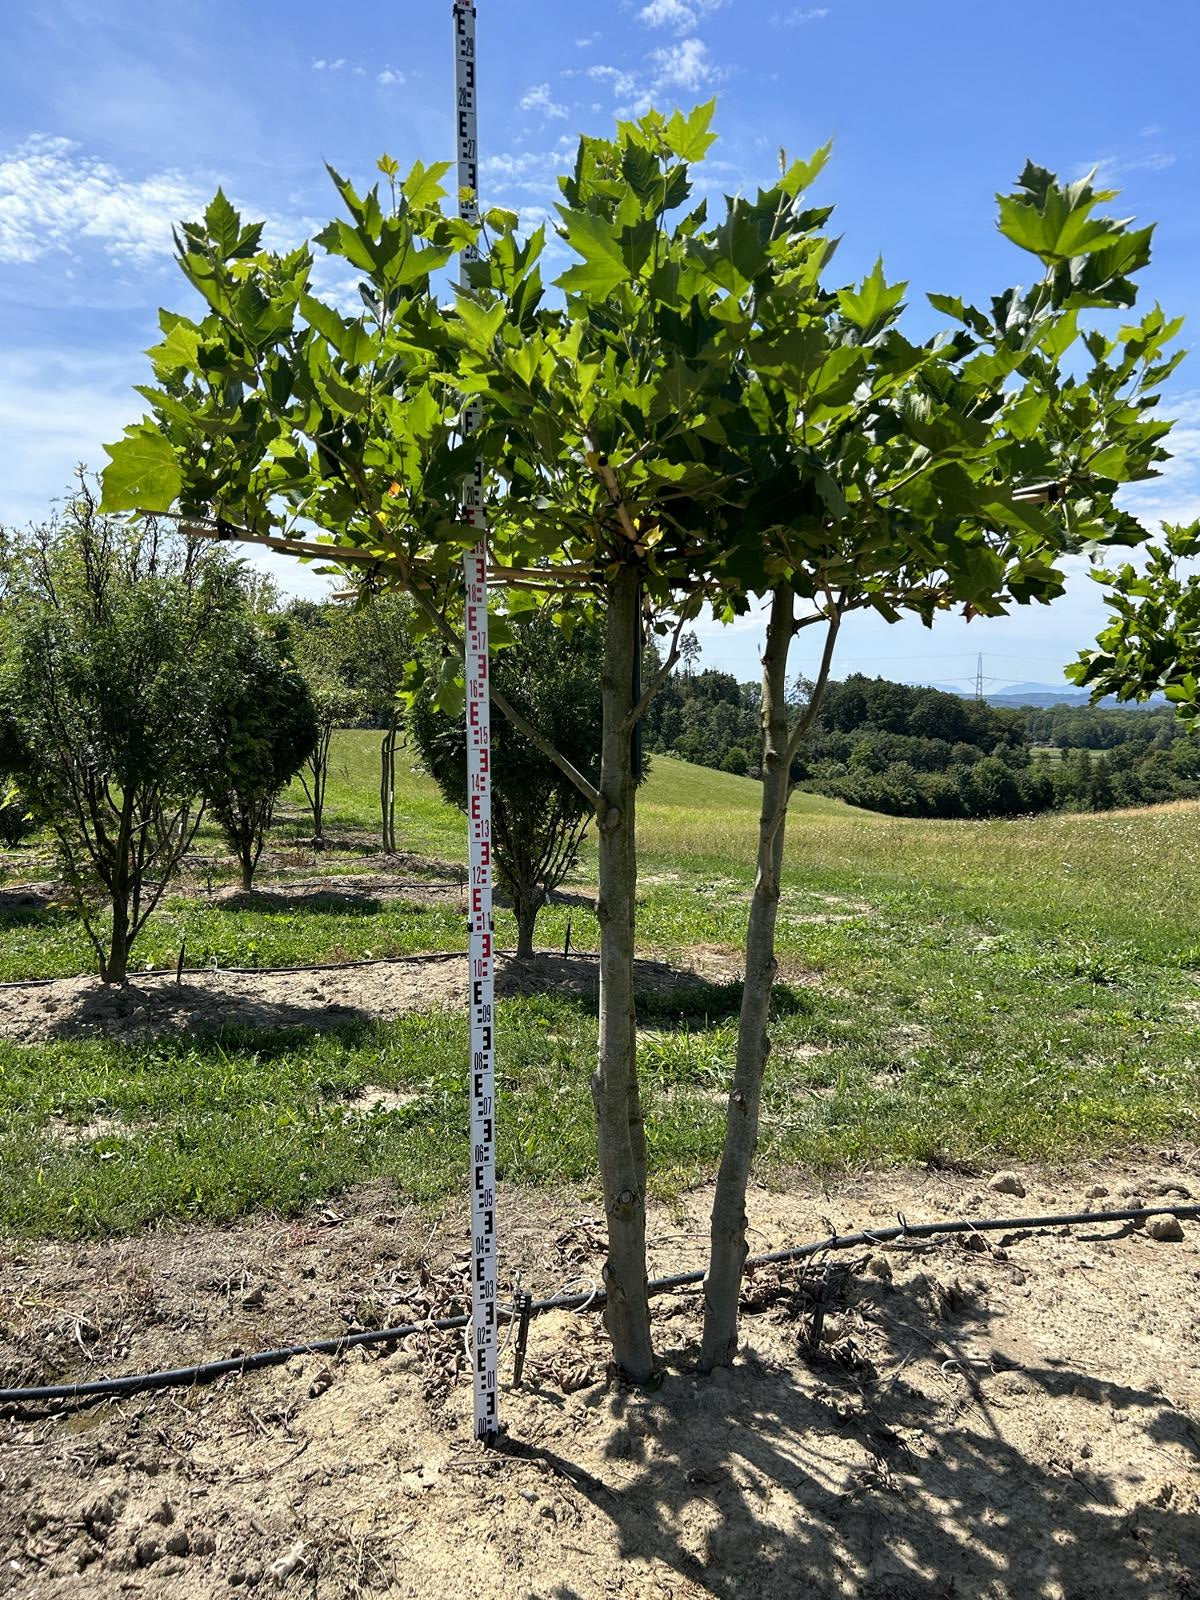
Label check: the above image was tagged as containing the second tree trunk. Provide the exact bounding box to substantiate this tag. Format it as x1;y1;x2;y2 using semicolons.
592;568;654;1382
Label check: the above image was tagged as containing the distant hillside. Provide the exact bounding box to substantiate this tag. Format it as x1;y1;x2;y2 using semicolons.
928;681;1164;710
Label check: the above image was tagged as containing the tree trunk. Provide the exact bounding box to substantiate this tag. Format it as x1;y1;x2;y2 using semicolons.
592;568;655;1382
515;896;538;961
701;586;794;1369
303;723;331;849
104;864;132;985
380;716;398;853
239;852;255;893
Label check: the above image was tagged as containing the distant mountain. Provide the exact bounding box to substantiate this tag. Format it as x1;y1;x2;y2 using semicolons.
925;680;1164;710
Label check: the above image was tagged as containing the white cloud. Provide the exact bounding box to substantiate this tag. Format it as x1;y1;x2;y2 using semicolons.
376;67;406;86
311;57;347;71
0;134;204;267
773;6;830;23
588;63;639;99
590;36;722;116
1078;150;1177;185
576;33;600;47
637;0;726;30
481;149;562;193
519;83;569;121
648;36;717;93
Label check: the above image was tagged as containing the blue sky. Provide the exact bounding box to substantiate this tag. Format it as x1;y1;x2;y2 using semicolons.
2;0;1197;691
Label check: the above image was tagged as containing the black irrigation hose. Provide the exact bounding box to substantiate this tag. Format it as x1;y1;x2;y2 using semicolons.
2;1201;1195;1408
0;951;468;994
0;948;611;994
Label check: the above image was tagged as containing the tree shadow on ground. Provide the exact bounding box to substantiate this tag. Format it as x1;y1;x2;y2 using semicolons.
216;887;387;916
514;1237;1200;1600
530;971;812;1030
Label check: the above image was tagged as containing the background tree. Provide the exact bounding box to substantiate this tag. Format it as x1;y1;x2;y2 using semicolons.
288;602;364;848
204;618;318;890
1;481;246;982
1069;520;1200;721
344;593;414;853
409;611;605;958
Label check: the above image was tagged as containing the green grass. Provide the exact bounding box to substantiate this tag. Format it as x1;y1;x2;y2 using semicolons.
1;732;1198;1236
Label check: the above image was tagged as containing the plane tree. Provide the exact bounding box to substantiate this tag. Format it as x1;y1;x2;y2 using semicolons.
1069;517;1200;720
101;104;1181;1385
100;106;766;1382
697;162;1182;1366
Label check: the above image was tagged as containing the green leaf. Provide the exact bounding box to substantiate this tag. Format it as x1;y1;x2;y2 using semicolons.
555;209;630;298
664;100;718;163
403;159;452;210
100;424;182;513
838;259;907;331
204;190;241;258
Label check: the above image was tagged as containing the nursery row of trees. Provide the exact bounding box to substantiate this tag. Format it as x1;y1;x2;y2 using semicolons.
100;103;1190;1377
0;486;611;982
0;484;318;980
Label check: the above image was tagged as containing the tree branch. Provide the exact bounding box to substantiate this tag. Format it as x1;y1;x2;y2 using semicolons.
621;607;690;736
784;601;842;768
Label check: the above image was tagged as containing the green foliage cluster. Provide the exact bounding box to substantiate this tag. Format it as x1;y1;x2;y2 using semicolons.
645;668;1200;820
0;485;317;979
408;611;606;956
204;620;318;890
1071;521;1200;721
642;663;762;775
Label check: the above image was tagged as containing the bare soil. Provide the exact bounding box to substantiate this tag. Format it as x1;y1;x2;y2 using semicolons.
3;1155;1199;1599
0;949;749;1045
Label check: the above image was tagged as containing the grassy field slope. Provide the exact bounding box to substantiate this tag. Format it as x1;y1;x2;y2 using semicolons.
0;730;1196;1236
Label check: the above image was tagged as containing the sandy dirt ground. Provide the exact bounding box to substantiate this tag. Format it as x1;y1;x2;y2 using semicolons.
2;1155;1198;1599
0;946;754;1046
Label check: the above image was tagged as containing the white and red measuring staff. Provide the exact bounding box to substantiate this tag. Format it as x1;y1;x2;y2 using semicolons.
453;0;499;1445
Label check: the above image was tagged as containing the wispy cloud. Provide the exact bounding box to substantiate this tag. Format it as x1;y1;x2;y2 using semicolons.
481;148;563;193
376;67;406;87
637;0;726;31
1078;150;1177;185
519;83;569;121
588;63;640;100
576;33;600;48
311;57;368;77
0;134;204;267
772;6;830;23
648;36;718;94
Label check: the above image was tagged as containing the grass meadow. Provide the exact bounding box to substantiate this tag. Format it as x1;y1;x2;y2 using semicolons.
0;731;1197;1237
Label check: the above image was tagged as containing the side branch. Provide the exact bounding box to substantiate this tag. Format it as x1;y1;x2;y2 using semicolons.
172;512;602;811
785;601;842;768
621;607;691;736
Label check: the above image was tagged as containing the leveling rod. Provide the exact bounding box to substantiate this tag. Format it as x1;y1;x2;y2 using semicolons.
453;0;499;1446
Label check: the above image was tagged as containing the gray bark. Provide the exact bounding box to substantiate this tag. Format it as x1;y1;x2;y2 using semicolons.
592;568;654;1382
700;586;794;1369
700;591;841;1368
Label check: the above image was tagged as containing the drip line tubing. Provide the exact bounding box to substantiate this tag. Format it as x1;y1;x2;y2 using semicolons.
1;1201;1194;1408
0;951;470;993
